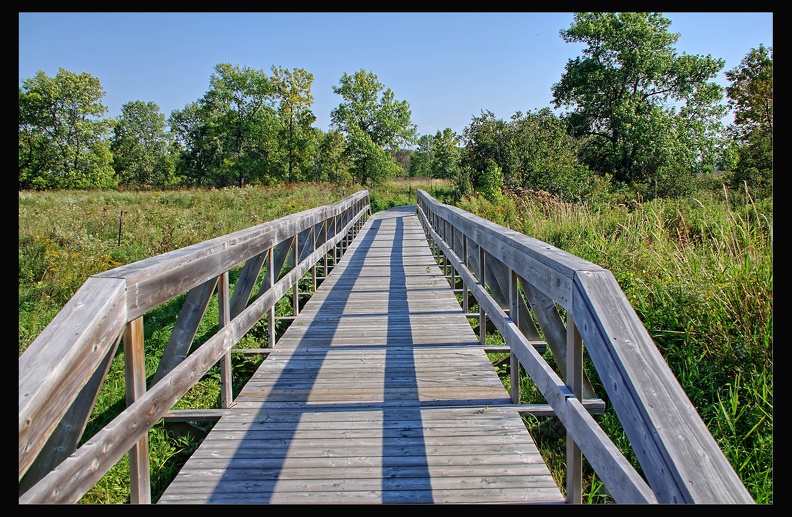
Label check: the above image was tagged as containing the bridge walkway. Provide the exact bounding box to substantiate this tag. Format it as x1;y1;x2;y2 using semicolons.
158;205;564;504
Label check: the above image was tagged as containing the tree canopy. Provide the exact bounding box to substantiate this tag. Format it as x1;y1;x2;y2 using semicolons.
111;100;175;187
331;69;417;185
725;44;773;198
458;108;593;201
272;66;317;183
200;63;277;187
552;12;727;196
19;68;115;189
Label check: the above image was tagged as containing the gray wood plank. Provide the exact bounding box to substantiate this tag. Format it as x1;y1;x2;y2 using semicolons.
19;277;127;480
158;206;564;505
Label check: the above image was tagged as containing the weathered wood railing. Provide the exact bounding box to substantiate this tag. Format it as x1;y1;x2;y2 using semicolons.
416;189;754;504
18;190;370;504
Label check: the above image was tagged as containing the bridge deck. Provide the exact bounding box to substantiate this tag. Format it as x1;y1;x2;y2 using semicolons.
158;206;564;504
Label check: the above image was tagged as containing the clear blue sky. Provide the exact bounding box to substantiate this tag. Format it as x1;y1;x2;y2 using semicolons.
19;12;773;137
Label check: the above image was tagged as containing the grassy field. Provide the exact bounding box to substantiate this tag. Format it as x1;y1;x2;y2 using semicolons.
18;178;771;503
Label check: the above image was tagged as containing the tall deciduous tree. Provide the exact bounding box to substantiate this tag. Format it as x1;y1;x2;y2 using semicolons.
169;101;221;187
725;44;773;198
272;66;318;183
408;134;435;178
430;128;461;181
459;110;514;192
726;45;773;139
19;68;115;190
110;100;175;187
201;63;278;187
313;129;351;183
552;12;727;196
330;69;417;185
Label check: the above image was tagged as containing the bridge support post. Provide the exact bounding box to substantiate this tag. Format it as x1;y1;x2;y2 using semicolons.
509;269;521;404
268;249;276;348
479;245;487;346
292;237;299;317
123;317;151;504
566;311;584;503
462;236;469;314
218;272;232;408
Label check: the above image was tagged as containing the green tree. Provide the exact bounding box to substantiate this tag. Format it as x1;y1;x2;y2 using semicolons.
19;68;115;190
344;125;403;185
507;108;594;201
725;44;773;198
272;66;318;183
311;129;350;183
479;159;504;202
330;69;417;185
552;12;727;195
430;128;461;180
200;63;278;187
409;134;435;178
169;101;221;187
110;100;175;187
459;109;593;201
459;111;512;193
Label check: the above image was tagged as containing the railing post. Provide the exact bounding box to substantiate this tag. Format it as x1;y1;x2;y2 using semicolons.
566;311;583;504
312;225;318;292
268;248;276;348
124;317;151;504
462;235;469;314
292;236;300;317
333;215;338;267
509;269;520;404
218;271;232;409
449;225;456;289
444;223;452;286
322;220;328;278
479;245;487;346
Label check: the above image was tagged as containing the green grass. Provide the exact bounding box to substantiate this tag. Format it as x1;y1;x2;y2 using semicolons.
18;178;771;504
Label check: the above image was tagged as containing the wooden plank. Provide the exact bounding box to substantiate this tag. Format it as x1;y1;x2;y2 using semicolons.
151;277;218;386
162;407;562;504
572;269;754;503
94;191;369;321
18;332;120;493
19;277;127;480
158;206;564;505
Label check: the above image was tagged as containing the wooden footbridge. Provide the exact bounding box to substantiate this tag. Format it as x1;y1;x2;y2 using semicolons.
19;190;754;504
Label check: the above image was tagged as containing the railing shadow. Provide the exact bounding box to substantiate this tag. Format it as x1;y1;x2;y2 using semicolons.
204;206;434;502
381;208;432;502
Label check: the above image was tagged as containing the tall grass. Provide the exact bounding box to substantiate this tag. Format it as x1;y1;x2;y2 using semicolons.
456;185;772;504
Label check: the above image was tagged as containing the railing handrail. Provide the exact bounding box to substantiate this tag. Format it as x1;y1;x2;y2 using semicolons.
416;189;754;504
19;190;370;503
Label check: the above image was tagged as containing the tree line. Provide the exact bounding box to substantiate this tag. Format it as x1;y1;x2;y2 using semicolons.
19;13;772;201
